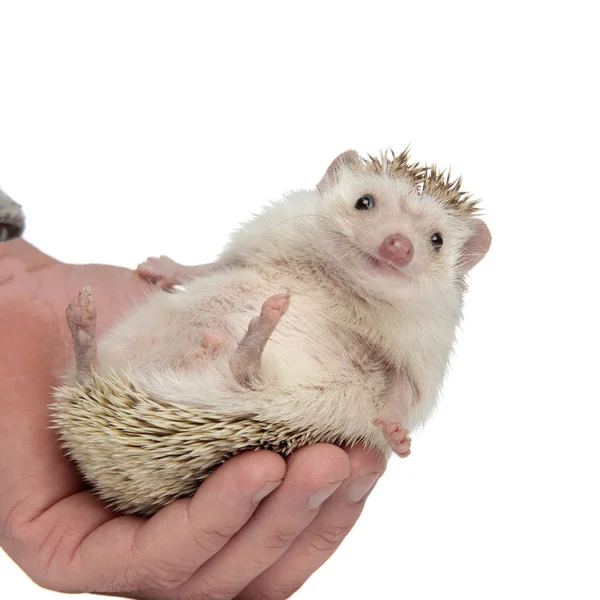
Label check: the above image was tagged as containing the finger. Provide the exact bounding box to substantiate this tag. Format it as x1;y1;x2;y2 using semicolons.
168;444;351;600
34;450;285;593
128;450;286;589
239;445;387;600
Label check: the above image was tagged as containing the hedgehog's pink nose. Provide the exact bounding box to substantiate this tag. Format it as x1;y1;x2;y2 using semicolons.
378;233;414;266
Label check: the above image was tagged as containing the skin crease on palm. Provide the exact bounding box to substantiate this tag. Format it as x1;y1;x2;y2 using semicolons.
0;238;387;600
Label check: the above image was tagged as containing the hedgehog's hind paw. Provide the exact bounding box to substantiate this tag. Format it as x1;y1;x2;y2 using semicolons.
229;292;290;389
66;286;97;379
373;420;412;458
0;188;25;242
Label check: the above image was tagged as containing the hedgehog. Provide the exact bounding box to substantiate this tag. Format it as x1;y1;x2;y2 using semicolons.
50;148;492;515
0;187;25;242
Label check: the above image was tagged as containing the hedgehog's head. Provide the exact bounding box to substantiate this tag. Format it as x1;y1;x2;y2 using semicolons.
314;149;491;304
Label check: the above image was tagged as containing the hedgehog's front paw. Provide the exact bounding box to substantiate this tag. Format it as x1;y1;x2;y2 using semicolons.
373;419;412;458
136;255;182;289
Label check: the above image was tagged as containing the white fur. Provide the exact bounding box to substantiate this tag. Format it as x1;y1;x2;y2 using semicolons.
88;155;485;455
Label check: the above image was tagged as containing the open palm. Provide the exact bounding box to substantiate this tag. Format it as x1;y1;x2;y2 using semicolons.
0;240;386;600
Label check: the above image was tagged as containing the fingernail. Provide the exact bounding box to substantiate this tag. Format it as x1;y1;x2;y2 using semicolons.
253;480;283;504
308;480;343;510
345;473;381;504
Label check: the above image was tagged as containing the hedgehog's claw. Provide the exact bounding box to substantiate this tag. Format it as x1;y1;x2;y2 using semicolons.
230;292;290;389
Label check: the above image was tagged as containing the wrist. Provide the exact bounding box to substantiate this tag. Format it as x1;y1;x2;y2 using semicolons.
0;239;59;274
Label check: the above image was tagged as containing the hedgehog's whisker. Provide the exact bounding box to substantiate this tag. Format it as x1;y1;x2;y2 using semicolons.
264;214;318;235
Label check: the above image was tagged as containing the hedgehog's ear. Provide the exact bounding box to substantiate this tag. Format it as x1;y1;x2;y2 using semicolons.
459;218;491;273
317;150;363;193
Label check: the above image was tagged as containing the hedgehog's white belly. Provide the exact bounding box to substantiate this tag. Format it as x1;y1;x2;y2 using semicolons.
94;272;274;376
53;272;392;515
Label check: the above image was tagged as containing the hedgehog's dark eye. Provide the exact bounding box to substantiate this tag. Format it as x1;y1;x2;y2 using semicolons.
355;195;375;210
431;232;443;251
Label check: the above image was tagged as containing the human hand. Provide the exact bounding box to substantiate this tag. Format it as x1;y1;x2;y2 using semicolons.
0;239;386;599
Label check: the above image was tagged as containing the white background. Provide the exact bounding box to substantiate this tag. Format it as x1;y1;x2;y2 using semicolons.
1;1;599;598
